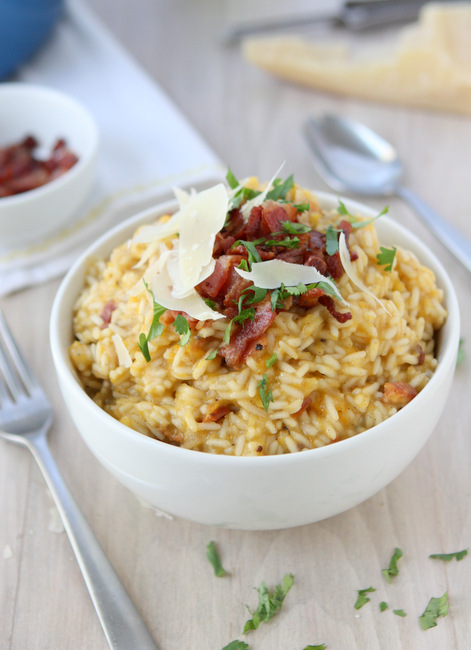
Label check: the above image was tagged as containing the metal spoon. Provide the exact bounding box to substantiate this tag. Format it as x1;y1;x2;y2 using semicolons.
304;114;471;273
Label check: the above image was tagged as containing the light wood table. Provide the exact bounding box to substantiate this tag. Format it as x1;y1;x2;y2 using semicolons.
1;1;470;648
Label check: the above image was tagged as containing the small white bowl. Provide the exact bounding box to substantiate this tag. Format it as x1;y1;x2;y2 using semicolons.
50;192;460;530
0;83;98;251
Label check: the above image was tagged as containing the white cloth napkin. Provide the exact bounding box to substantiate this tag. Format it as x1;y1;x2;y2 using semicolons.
0;0;224;297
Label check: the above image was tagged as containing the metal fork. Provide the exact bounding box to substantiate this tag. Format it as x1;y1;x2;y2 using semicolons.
0;310;159;650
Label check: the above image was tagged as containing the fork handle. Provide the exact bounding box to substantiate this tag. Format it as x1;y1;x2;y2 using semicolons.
27;429;160;650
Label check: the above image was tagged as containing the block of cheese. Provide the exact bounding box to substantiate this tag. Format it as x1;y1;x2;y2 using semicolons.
242;3;471;115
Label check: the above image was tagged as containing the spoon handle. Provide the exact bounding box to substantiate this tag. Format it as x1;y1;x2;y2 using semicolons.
396;186;471;273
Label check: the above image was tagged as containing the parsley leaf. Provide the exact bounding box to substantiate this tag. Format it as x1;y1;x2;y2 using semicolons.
222;642;248;650
293;203;310;214
429;548;468;562
226;167;239;190
206;541;228;577
257;373;274;412
138;280;167;361
138;332;150;362
354;587;375;610
233;308;256;327
174;314;191;346
264;236;300;249
266;352;278;368
325;225;339;256
382;547;403;583
457;338;466;365
419;592;449;630
376;246;397;272
393;609;407;617
303;646;326;650
233;240;262;267
206;349;218;360
266;174;294;201
240;286;268;307
379;601;388;612
244;573;294;633
204;298;218;310
238;259;249;272
338;199;388;229
281;220;311;234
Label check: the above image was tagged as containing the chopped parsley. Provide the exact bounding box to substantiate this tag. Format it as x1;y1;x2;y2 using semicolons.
204;298;218;310
293;203;310;214
281;219;312;233
138;280;167;361
257;373;274;412
419;592;449;630
223;321;233;345
264;236;300;249
206;349;218;360
206;541;228;577
222;642;248;650
429;548;468;562
382;547;403;583
354;587;375;610
338;199;388;229
376;246;397;272
379;601;388;612
303;646;326;650
244;573;294;633
393;609;407;617
173;314;191;346
233;240;262;267
325;225;339;256
266;174;294;201
266;352;278;368
239;286;267;308
233;308;256;327
238;258;249;272
226;167;239;190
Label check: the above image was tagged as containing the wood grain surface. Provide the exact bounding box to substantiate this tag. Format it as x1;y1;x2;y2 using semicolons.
1;1;470;648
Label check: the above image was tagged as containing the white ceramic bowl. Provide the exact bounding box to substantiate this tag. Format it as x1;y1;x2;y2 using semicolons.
0;83;98;251
50;192;460;530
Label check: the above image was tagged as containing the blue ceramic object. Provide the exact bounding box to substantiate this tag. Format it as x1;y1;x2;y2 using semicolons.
0;0;64;80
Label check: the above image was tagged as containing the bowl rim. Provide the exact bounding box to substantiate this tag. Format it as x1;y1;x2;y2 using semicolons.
0;82;99;208
50;189;460;466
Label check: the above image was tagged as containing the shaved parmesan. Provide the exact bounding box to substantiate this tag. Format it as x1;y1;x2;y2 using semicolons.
175;183;228;295
132;212;182;244
167;249;216;298
241;162;285;219
236;258;345;302
151;264;224;321
112;333;132;368
338;233;390;314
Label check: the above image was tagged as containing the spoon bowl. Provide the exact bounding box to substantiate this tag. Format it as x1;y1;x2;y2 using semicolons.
304;113;471;272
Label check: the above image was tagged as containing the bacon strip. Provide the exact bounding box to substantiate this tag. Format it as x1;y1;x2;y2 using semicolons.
382;382;417;407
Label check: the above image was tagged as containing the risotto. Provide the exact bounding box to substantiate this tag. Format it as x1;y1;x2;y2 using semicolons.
69;174;447;456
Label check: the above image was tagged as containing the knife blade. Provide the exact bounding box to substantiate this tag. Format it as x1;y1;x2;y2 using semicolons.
223;0;458;45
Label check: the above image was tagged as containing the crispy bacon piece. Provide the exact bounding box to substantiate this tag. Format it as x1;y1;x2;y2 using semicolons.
100;300;116;328
298;287;324;308
220;298;276;368
292;395;312;418
382;381;418;407
318;295;352;323
0;136;78;197
416;344;425;365
203;404;232;423
260;200;297;234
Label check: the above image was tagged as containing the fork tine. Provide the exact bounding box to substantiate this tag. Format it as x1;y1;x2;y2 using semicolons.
0;310;36;398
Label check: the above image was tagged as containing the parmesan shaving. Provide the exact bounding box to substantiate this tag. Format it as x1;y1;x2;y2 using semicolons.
151;264;224;321
112;333;132;368
236;258;345;302
175;183;228;295
338;233;390;315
